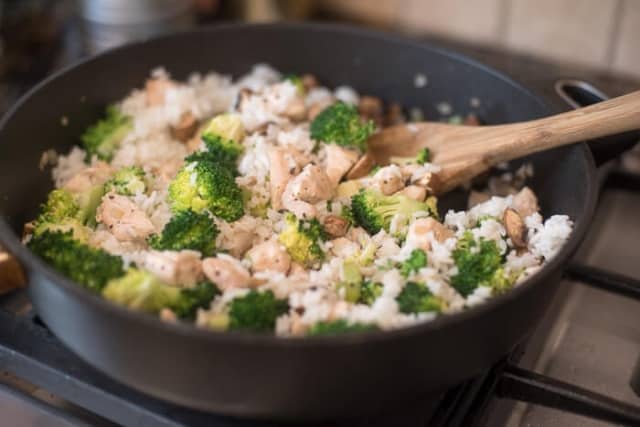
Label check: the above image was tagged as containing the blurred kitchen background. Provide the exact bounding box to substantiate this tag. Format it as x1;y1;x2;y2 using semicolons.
1;0;639;92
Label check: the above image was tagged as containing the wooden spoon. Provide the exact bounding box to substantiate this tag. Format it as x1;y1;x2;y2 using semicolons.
367;90;640;194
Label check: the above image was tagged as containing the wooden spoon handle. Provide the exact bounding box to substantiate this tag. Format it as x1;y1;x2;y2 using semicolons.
481;90;640;165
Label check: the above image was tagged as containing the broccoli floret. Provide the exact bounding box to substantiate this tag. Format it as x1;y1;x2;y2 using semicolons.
310;102;374;151
390;148;431;166
33;189;80;235
351;189;437;235
450;232;503;297
81;105;132;162
186;114;245;174
396;282;443;314
33;186;103;233
338;260;362;303
399;249;427;278
308;320;378;336
148;209;219;256
228;290;289;332
103;269;219;319
340;204;354;227
357;280;383;306
278;213;327;268
168;159;244;222
104;166;147;196
74;184;105;228
35;218;91;242
28;230;124;292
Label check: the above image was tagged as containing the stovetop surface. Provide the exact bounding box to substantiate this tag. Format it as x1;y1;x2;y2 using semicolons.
1;10;640;427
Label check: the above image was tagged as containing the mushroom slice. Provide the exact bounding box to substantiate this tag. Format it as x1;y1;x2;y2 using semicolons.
171;111;198;142
323;215;349;238
346;151;376;180
503;208;527;248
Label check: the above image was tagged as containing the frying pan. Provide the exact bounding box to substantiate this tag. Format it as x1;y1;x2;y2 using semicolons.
0;23;636;420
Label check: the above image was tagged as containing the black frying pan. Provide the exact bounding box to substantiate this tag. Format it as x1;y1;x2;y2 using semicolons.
0;23;636;420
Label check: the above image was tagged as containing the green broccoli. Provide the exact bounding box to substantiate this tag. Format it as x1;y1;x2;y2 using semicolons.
351;189;437;235
28;230;125;292
81;105;132;162
399;249;427;278
33;186;103;233
228;290;289;332
338;260;362;303
148;209;219;256
278;213;327;268
396;282;443;314
103;269;218;319
310;102;374;151
186;114;245;174
35;189;79;225
35;218;91;242
308;319;378;336
104;166;147;196
450;231;503;297
168;159;244;222
390;148;431;166
74;184;105;228
357;280;383;306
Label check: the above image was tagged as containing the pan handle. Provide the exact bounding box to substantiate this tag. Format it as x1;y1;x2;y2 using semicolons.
496;363;640;425
554;79;640;166
0;247;26;294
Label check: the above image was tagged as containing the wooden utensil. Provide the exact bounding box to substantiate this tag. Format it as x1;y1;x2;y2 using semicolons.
367;90;640;194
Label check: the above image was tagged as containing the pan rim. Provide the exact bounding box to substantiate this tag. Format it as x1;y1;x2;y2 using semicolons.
0;21;598;347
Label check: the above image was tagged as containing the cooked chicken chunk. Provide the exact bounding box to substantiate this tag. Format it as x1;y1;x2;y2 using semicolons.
95;193;155;242
372;165;405;195
246;240;291;274
282;196;318;220
285;164;333;204
202;255;252;290
324;144;359;187
406;217;453;251
171;111;198;142
217;217;255;258
397;185;426;202
268;146;297;210
142;250;203;287
64;162;113;193
145;77;175;106
512;186;539;218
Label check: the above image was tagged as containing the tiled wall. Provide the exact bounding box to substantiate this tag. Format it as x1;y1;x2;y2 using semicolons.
320;0;640;79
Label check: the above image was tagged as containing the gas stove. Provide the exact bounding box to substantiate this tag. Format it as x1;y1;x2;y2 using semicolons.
1;13;640;427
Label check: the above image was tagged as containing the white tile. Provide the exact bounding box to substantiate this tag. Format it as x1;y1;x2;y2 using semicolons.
397;0;503;44
611;0;640;78
504;0;619;69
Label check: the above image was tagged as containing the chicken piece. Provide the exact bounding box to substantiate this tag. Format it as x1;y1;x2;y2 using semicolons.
202;256;252;290
329;237;359;259
288;262;308;278
282;197;317;220
142;250;203;286
406;218;454;251
218;218;255;258
285;164;333;204
246;240;291;274
159;308;178;323
64;162;113;193
268;146;297;210
171;111;198;142
95;193;155;242
282;97;307;122
145;77;176;106
324;144;359;187
372;165;405;195
468;190;491;209
323;215;349;238
346;151;376;180
512;186;539;218
398;185;426;202
152;157;184;185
